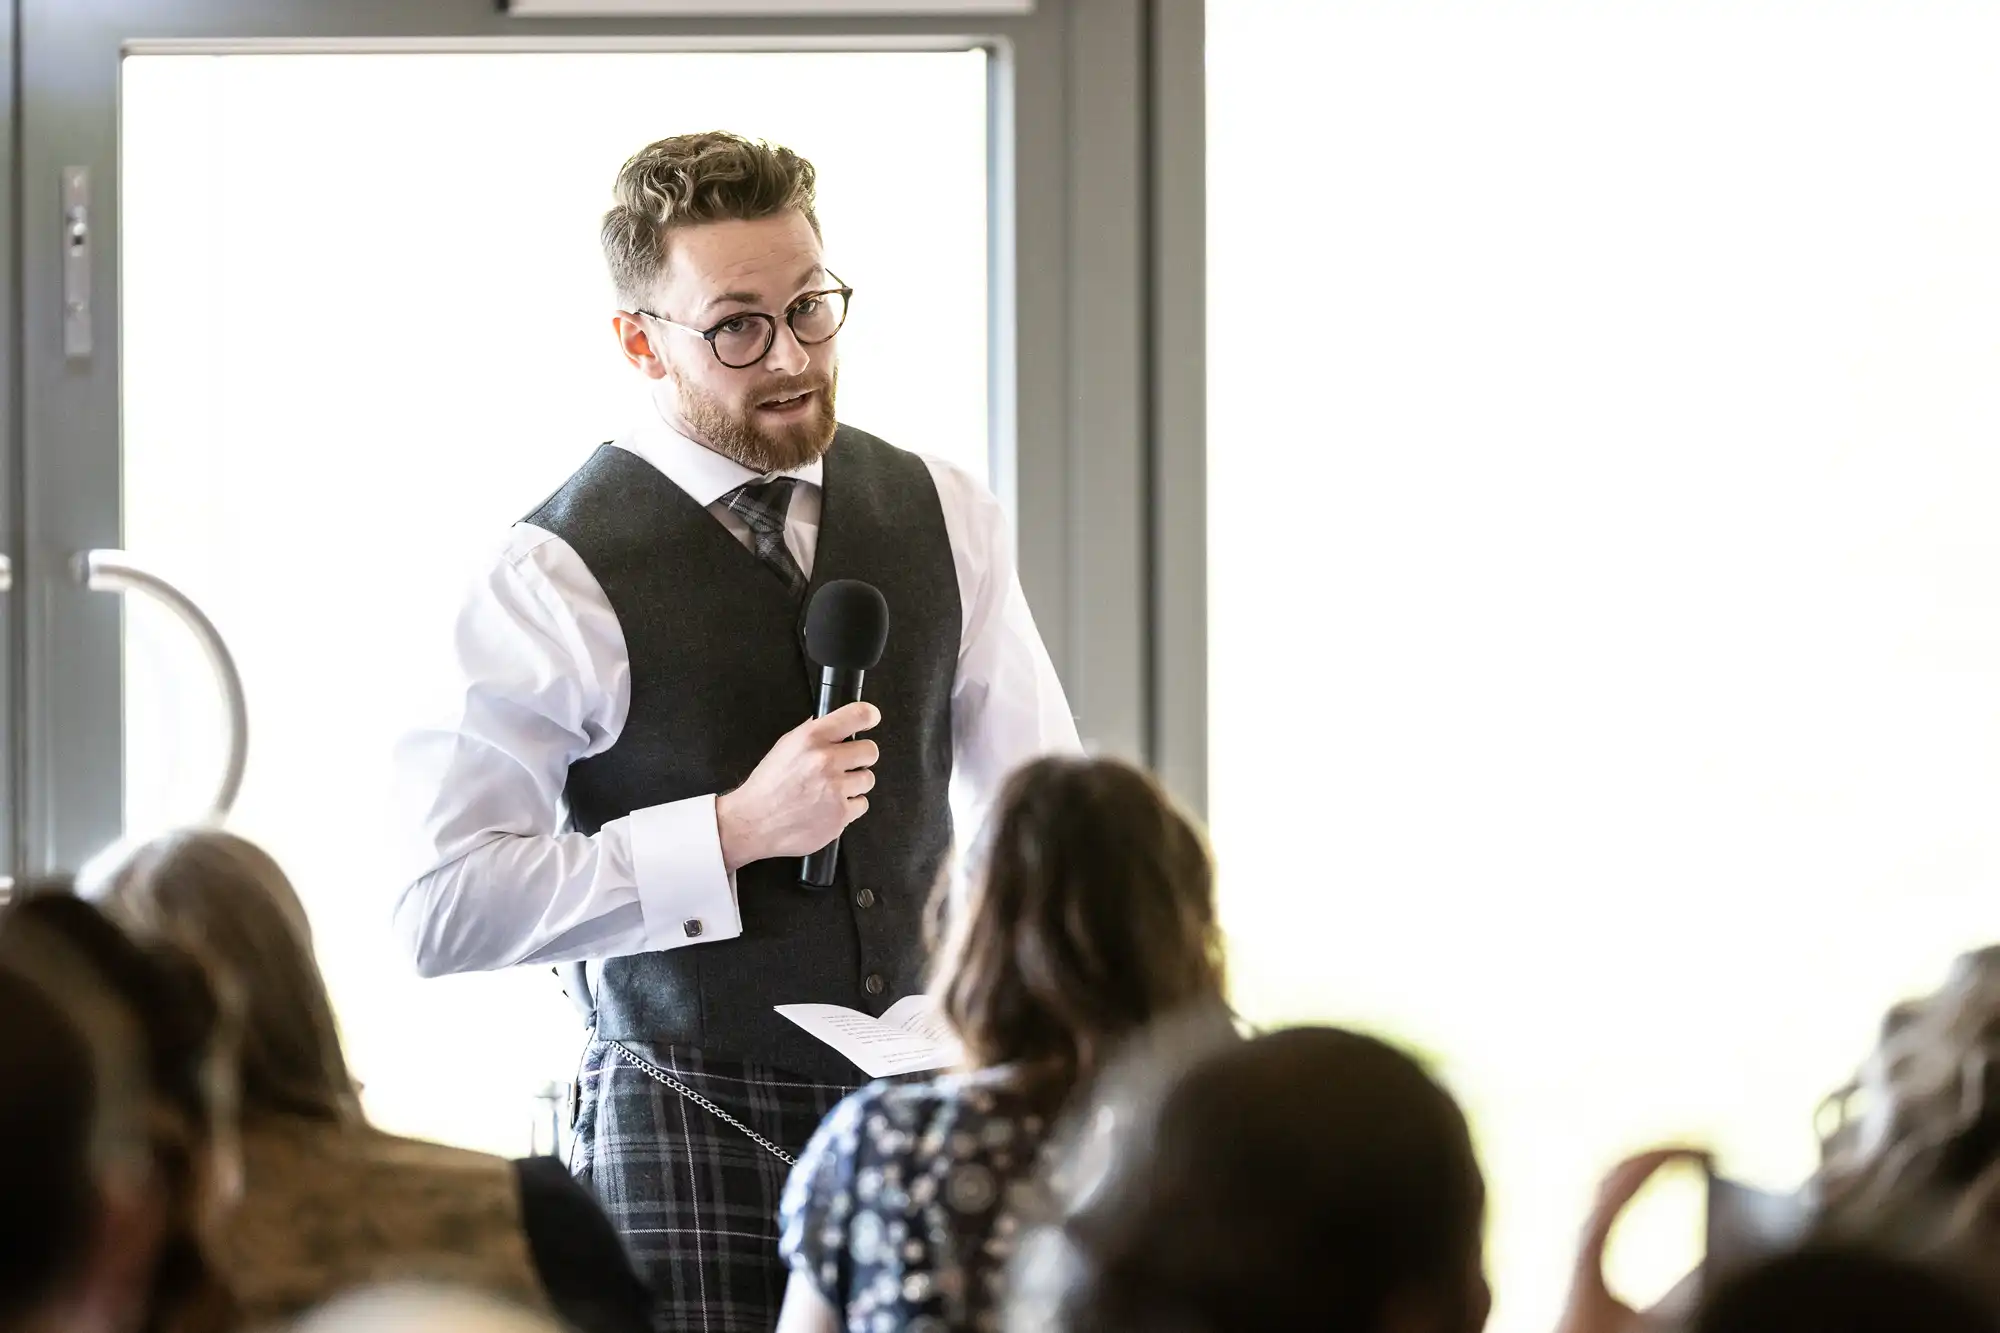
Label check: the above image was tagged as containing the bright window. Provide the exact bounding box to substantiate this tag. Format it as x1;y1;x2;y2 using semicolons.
1209;5;2000;1329
120;48;989;1155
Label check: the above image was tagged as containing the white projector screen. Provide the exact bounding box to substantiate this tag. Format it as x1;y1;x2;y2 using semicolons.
1209;4;2000;1331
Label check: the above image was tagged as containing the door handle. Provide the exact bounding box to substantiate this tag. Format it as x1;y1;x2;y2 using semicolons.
75;550;248;823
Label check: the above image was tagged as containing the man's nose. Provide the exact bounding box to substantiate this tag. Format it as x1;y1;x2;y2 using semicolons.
761;321;810;376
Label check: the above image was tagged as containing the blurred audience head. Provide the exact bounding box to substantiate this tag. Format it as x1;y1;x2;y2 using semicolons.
291;1285;564;1333
928;755;1226;1095
1692;1244;1996;1333
0;883;240;1333
0;933;155;1333
1014;1024;1489;1333
89;828;360;1126
1811;944;2000;1301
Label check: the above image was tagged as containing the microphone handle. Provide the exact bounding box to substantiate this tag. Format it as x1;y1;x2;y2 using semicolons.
800;665;867;888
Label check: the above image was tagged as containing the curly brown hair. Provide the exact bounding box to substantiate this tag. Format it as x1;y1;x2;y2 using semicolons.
601;131;820;308
1814;945;2000;1265
928;756;1227;1099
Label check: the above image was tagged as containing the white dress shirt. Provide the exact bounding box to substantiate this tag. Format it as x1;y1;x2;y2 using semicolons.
391;413;1081;977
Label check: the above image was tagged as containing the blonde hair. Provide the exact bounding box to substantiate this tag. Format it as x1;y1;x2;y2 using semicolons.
601;131;820;309
1814;945;2000;1253
95;829;361;1128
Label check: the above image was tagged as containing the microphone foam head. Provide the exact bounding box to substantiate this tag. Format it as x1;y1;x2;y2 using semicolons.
804;579;890;670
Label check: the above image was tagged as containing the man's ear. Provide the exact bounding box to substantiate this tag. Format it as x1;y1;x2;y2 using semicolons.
613;312;667;379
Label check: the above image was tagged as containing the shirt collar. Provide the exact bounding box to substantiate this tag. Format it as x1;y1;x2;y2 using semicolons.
621;408;825;509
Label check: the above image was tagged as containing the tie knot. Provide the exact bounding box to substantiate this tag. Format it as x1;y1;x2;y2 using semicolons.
722;477;798;538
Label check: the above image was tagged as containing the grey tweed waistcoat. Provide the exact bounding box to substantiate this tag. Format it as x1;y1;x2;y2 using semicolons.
526;425;960;1082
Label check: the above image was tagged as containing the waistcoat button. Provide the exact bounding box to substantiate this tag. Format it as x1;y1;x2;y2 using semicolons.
863;973;886;996
854;888;876;909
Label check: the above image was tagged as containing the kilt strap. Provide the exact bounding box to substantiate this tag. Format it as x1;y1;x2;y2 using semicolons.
606;1039;798;1166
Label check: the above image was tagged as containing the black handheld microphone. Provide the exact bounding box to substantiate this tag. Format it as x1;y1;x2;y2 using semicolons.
800;579;890;889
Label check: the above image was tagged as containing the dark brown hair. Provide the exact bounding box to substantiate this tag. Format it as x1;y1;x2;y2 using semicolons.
1692;1245;1996;1333
601;131;820;308
0;886;239;1333
930;756;1226;1095
0;963;121;1327
1023;1027;1490;1333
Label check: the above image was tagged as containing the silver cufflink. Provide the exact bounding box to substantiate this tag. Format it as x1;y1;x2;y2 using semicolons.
683;919;704;938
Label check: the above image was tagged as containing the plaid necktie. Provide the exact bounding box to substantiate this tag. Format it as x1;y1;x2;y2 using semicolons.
720;476;807;598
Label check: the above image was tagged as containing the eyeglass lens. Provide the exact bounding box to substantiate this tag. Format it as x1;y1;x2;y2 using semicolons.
709;289;848;367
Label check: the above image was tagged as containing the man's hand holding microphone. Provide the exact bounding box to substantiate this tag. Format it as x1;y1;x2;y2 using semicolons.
715;702;879;873
715;579;890;885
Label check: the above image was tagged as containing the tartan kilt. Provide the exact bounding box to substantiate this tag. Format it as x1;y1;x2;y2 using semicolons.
569;1038;858;1333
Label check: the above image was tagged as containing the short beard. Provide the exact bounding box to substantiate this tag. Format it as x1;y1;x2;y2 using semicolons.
667;362;839;474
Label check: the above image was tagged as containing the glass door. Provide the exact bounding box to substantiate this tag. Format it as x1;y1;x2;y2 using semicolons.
116;44;988;1155
17;0;1082;1157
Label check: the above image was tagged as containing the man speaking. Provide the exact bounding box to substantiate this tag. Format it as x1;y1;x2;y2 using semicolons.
391;132;1078;1331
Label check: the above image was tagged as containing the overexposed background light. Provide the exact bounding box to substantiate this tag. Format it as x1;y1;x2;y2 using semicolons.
1208;4;2000;1330
121;49;988;1154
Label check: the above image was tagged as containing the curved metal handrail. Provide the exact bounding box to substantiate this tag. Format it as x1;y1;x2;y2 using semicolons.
75;549;248;822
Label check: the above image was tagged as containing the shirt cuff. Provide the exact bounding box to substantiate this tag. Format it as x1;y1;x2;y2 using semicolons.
623;794;743;949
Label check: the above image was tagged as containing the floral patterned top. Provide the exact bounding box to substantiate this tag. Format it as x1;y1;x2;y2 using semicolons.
779;1069;1055;1333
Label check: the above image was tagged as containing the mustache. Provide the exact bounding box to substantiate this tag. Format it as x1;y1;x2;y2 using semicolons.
751;376;831;403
